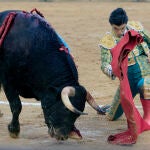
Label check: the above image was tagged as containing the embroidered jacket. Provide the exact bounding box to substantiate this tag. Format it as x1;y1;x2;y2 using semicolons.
99;21;150;79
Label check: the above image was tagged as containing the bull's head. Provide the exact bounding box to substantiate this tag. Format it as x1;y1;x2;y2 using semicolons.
43;85;87;140
43;86;104;140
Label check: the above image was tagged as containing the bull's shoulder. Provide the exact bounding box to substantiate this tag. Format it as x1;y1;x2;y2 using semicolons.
0;10;21;15
0;10;21;25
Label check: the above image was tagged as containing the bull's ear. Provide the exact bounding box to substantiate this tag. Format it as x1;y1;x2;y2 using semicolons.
61;86;88;115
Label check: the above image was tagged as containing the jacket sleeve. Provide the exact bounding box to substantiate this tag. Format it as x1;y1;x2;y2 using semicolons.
142;29;150;49
100;46;115;80
127;21;150;53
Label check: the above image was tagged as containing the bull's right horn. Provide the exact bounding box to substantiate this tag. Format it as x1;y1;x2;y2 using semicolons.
61;86;88;115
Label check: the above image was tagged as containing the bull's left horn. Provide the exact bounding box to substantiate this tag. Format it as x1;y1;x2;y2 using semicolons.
61;86;88;115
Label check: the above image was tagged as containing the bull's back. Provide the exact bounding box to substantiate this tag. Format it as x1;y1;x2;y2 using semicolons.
0;10;78;90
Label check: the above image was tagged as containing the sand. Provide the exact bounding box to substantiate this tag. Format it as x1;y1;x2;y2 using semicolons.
0;1;150;150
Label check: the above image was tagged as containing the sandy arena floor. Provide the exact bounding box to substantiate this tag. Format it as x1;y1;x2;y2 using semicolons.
0;1;150;150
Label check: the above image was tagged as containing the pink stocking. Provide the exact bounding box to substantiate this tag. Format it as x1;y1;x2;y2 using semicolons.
141;99;150;125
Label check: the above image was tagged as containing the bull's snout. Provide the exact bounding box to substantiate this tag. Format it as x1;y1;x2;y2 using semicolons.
48;126;68;140
47;120;69;140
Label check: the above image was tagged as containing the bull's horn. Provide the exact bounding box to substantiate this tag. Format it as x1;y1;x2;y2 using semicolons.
61;86;88;115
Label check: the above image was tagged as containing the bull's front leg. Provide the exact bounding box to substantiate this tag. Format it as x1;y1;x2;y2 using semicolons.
3;84;22;138
8;98;22;138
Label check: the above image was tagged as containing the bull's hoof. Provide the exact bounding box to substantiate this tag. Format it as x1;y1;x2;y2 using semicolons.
9;132;19;138
8;123;20;138
0;111;3;117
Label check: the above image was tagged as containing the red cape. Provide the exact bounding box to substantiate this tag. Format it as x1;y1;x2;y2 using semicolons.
108;30;150;145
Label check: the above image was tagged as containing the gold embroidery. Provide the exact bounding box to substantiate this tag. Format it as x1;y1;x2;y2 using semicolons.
143;87;150;99
143;76;150;99
141;42;149;55
128;51;135;66
127;21;143;31
99;32;116;49
132;46;140;56
128;58;136;66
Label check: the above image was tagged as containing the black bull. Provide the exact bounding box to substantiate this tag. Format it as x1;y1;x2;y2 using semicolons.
0;10;104;140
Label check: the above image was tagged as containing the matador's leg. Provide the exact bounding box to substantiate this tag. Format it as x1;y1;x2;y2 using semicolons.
138;77;150;125
105;87;123;121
